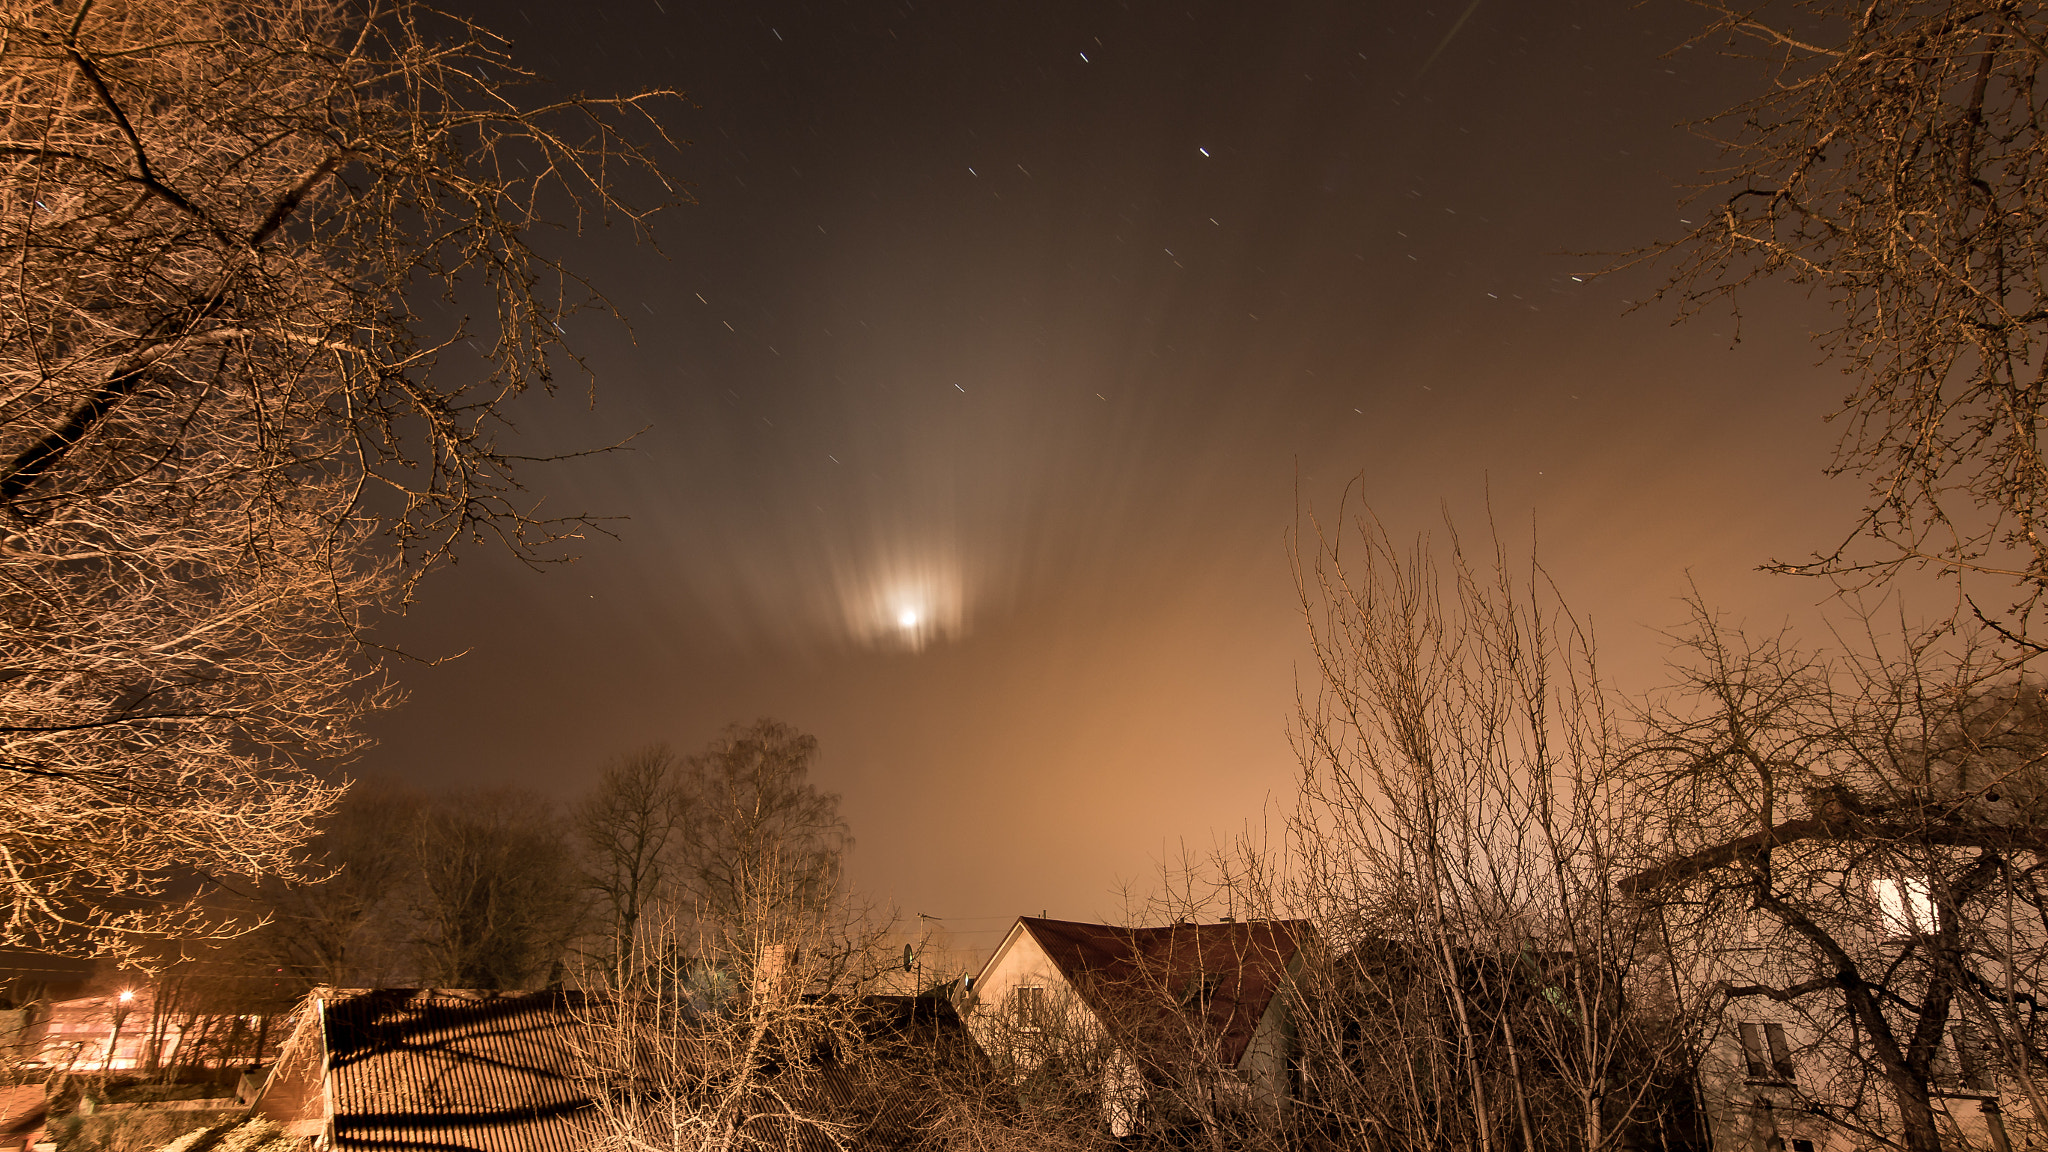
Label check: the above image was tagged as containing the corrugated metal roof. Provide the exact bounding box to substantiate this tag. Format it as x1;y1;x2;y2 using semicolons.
320;989;599;1152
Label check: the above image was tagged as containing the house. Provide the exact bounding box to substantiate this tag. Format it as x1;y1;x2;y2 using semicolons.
0;950;93;1013
961;916;1309;1137
16;987;286;1077
1621;796;2048;1152
251;988;601;1151
25;991;179;1073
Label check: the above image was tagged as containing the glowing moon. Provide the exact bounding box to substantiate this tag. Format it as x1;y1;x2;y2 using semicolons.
836;549;962;650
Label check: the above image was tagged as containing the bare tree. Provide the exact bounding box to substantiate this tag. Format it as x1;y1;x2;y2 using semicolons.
672;720;852;940
217;780;587;992
576;744;689;986
575;720;895;1152
1928;682;2048;1135
238;776;423;988
1653;0;2048;647
0;0;685;957
575;913;893;1152
406;789;585;990
1621;606;2048;1152
1287;501;1692;1152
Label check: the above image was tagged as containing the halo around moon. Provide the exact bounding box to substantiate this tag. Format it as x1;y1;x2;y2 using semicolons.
837;547;964;652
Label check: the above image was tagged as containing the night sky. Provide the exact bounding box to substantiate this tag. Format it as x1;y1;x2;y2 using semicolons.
363;0;1877;957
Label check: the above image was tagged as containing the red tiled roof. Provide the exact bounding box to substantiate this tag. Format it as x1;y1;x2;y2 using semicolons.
1013;918;1310;1066
319;989;600;1152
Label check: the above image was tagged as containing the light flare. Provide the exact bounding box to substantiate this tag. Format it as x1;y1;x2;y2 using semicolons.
838;546;966;652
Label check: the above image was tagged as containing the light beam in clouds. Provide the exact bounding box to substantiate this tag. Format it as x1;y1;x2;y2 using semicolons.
837;542;964;652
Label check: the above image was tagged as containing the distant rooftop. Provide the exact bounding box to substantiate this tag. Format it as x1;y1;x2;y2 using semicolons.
1004;917;1311;1065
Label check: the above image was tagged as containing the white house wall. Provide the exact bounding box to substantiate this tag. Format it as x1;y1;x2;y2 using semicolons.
1237;980;1293;1121
966;922;1142;1136
1657;849;2046;1152
965;924;1103;1061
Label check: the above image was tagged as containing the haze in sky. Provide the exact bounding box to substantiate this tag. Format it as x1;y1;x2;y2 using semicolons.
364;0;1873;958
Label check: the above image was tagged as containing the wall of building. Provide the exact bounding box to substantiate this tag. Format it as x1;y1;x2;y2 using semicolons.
1236;981;1292;1122
29;994;162;1072
964;925;1100;1060
1661;848;2048;1152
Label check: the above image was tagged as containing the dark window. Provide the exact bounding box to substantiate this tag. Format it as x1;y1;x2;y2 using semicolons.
1737;1023;1767;1078
1739;1022;1796;1082
1766;1023;1795;1080
1791;1140;1814;1152
1342;1019;1365;1076
1952;1020;1991;1092
1014;985;1044;1029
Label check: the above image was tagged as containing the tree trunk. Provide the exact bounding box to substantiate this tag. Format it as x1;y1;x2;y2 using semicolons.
1886;1063;1944;1152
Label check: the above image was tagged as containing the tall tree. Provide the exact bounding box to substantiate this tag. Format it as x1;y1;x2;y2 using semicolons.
1622;608;2048;1152
1656;0;2048;648
578;720;887;1152
576;744;689;985
242;776;421;989
1287;504;1693;1152
673;719;851;943
408;789;584;990
0;0;683;958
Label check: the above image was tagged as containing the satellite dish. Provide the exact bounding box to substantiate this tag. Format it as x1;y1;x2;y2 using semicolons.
903;943;914;972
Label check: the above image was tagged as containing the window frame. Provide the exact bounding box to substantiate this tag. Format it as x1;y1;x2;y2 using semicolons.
1738;1021;1797;1085
1936;1018;1995;1096
1013;984;1046;1032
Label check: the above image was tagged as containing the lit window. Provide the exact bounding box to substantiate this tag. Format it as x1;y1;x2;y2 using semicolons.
1873;876;1936;937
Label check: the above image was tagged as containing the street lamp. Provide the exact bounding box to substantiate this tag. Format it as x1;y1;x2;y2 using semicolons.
104;990;135;1073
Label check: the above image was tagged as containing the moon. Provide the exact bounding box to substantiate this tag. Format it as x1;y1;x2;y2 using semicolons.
833;551;962;650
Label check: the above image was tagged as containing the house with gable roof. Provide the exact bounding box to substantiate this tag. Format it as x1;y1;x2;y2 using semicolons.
961;915;1310;1138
